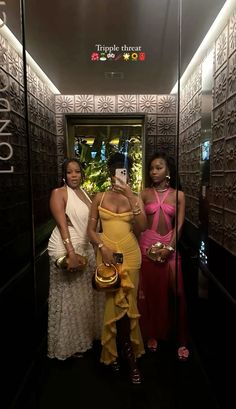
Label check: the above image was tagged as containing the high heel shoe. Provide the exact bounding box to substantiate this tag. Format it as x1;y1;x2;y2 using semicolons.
130;367;142;385
123;342;142;385
111;359;120;373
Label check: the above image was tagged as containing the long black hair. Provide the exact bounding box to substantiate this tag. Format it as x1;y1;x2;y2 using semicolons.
147;151;180;189
61;157;85;186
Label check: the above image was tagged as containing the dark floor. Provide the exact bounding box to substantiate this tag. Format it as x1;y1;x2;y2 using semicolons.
32;340;220;409
12;254;235;409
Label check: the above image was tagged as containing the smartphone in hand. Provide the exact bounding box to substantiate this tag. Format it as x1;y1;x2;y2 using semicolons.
115;168;127;185
113;252;123;264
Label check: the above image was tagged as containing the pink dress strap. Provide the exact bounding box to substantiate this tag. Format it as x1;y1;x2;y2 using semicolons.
150;188;172;231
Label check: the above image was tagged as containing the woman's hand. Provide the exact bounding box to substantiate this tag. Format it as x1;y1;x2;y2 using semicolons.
147;243;172;263
100;245;115;266
155;248;172;263
113;177;133;198
67;251;80;272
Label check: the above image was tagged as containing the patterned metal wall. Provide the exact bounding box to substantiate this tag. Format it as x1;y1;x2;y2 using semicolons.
210;11;236;256
55;93;177;176
26;64;57;225
179;9;236;257
179;67;202;228
0;30;57;283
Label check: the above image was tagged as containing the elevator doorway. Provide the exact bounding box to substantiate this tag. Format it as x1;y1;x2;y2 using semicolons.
65;114;147;193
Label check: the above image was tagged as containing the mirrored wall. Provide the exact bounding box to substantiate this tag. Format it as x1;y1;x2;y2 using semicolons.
1;1;236;408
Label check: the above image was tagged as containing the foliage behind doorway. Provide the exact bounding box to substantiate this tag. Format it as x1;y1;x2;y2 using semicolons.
66;115;145;194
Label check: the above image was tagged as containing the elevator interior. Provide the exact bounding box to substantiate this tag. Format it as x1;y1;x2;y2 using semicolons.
0;1;236;408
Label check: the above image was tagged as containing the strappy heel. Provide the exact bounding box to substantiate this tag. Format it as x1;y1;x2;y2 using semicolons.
130;367;142;385
111;359;120;373
123;342;142;385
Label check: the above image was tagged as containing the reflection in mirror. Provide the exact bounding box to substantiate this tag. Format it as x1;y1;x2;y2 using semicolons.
74;120;143;193
66;115;145;193
0;1;32;280
5;0;236;408
178;1;236;408
0;2;33;409
178;0;236;264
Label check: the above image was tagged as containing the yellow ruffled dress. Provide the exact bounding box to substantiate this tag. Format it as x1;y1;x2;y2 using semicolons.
97;205;145;365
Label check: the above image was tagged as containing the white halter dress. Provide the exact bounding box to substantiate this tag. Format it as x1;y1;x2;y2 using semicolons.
47;185;104;360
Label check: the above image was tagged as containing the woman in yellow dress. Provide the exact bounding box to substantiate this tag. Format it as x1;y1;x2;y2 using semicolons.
87;153;147;384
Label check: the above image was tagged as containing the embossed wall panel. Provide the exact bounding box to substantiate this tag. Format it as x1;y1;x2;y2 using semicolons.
212;103;226;141
180;8;236;256
224;209;236;254
209;207;224;246
55;94;177;181
226;94;236;137
210;10;236;256
179;66;202;225
211;174;224;208
0;30;57;285
224;171;236;211
211;139;225;171
225;135;236;170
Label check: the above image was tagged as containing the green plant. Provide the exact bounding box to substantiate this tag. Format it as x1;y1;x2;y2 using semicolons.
77;132;143;194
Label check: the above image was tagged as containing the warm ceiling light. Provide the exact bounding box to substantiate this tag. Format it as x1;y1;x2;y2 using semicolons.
0;18;60;94
171;0;235;93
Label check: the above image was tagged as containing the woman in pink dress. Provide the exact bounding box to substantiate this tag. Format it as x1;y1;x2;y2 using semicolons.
138;151;189;361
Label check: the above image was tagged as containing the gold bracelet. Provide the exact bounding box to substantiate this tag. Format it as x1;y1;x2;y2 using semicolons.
62;237;71;245
164;244;175;252
133;209;141;216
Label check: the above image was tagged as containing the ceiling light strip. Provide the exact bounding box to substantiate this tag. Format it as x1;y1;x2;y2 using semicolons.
0;19;60;94
171;0;235;93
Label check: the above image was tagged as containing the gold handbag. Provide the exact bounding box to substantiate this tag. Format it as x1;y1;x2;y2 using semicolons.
146;241;164;262
55;254;87;271
92;263;121;292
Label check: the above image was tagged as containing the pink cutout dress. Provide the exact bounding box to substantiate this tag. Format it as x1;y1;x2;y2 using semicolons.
138;188;188;346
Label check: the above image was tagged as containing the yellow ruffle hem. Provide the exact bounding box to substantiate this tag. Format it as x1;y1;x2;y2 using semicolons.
97;231;145;365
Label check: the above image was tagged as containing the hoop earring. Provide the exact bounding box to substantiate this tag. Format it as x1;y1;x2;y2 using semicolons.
63;178;66;184
166;175;170;187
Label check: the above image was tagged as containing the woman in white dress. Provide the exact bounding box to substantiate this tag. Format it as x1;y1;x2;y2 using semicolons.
47;158;104;360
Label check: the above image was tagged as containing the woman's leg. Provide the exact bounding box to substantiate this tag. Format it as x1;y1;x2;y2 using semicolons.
116;314;142;384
